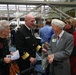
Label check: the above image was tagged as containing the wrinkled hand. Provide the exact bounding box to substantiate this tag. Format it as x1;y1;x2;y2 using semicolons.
29;57;36;64
43;42;49;49
47;54;54;64
42;48;47;54
4;57;11;63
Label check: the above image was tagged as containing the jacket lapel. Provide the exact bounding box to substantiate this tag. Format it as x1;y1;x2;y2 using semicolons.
55;32;66;52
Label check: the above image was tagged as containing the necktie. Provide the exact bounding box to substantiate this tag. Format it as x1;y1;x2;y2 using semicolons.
56;36;60;45
57;36;60;39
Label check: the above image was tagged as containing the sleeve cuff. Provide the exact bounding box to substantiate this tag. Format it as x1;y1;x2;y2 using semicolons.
21;52;30;60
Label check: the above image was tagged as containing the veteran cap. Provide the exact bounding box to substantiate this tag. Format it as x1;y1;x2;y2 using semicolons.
51;19;65;28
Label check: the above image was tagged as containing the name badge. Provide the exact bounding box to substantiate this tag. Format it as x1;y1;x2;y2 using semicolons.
52;39;56;42
25;37;30;39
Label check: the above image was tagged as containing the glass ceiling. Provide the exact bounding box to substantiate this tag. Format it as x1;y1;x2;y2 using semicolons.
0;0;76;21
0;4;51;18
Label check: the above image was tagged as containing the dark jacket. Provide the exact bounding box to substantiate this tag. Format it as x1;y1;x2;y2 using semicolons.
0;38;10;75
15;25;41;74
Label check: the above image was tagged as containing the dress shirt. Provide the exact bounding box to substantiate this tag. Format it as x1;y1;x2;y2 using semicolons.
56;30;64;45
39;25;54;43
57;30;64;39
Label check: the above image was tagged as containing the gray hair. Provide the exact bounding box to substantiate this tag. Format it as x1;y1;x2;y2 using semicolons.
0;20;10;31
51;19;65;29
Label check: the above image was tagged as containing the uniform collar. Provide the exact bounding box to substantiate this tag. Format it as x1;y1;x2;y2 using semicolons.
25;24;31;30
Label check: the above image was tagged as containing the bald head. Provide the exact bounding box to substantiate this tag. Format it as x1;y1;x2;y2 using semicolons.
25;14;35;28
25;14;34;20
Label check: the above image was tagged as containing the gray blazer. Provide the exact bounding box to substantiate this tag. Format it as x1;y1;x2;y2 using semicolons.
49;31;74;75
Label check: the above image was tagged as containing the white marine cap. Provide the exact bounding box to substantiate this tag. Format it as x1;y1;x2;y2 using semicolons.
51;19;65;28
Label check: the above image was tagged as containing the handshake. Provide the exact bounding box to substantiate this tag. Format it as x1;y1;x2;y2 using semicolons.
42;42;54;64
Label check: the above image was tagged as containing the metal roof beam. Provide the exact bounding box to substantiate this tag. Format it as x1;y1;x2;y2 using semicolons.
0;0;76;6
50;5;72;18
10;5;41;22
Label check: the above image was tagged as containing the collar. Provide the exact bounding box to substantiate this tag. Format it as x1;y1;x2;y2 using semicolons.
25;24;31;30
58;30;64;38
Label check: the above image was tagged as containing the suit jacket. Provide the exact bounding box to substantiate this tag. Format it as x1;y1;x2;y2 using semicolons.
49;31;74;75
15;25;41;72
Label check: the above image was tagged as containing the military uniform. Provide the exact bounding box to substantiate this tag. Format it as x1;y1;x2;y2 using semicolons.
15;25;41;75
0;38;10;75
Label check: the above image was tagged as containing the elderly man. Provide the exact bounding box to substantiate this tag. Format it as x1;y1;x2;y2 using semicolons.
43;19;74;75
15;14;41;75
